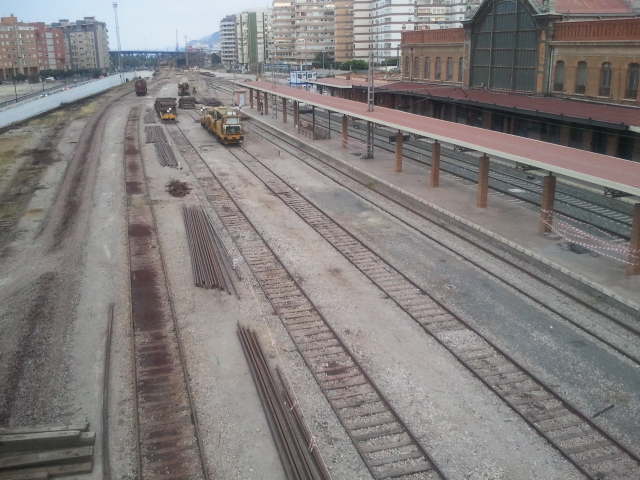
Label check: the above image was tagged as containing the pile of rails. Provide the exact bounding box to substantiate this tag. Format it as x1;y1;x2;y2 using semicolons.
200;97;222;107
144;125;177;168
182;206;236;293
0;423;95;478
238;327;330;480
154;142;178;168
179;96;196;109
145;125;167;144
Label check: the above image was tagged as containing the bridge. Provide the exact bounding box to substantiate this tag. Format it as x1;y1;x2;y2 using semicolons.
111;50;183;56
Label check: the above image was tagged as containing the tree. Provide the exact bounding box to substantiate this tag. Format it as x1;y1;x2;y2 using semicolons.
312;52;335;68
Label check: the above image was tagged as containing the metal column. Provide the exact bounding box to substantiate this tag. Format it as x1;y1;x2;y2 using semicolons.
327;111;331;139
249;89;254;109
295;101;300;134
395;131;403;172
430;141;440;187
627;204;640;275
477;154;489;208
264;92;269;115
539;174;556;234
364;122;374;159
312;106;316;140
342;115;348;148
282;98;287;123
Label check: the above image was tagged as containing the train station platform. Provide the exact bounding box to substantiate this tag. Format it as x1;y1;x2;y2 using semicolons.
237;81;640;308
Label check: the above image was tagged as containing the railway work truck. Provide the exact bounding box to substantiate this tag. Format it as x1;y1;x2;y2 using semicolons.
155;98;177;121
200;106;243;144
134;78;147;96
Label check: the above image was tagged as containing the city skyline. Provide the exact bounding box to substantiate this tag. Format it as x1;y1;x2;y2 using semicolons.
1;0;271;50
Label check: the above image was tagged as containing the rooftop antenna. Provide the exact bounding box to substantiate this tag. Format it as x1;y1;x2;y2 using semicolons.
112;2;123;80
175;29;179;52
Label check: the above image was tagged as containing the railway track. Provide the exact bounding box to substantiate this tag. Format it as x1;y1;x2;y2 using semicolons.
215;133;640;479
210;78;633;239
123;107;208;480
245;120;640;354
168;122;448;480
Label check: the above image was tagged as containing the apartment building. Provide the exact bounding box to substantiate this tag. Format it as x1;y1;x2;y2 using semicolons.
220;15;238;68
0;16;39;80
31;22;67;72
294;0;335;63
271;1;296;62
335;0;354;62
236;10;271;72
352;0;480;63
52;17;110;72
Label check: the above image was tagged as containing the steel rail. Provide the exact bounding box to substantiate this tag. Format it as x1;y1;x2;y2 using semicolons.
123;107;209;480
247;120;640;356
219;133;640;480
169;122;449;480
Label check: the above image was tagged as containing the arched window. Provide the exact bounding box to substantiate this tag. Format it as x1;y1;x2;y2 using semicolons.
458;57;463;82
446;57;453;80
599;62;612;97
413;56;420;79
625;63;639;99
435;57;441;80
403;55;410;77
553;60;565;92
575;61;587;94
424;57;431;79
470;0;538;92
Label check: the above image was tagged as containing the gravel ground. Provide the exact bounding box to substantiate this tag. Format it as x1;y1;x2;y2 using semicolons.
176;116;583;479
239;123;640;459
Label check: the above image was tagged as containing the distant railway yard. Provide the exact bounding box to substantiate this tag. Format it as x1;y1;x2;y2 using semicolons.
0;69;639;480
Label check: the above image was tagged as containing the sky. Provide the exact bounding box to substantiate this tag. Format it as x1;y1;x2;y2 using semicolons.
2;0;271;50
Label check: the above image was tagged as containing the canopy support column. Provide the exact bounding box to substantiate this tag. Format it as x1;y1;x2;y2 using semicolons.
627;204;640;276
477;154;489;208
430;141;440;187
249;89;253;109
282;98;287;123
312;106;316;140
395;131;403;173
539;174;556;234
342;115;348;148
264;92;268;115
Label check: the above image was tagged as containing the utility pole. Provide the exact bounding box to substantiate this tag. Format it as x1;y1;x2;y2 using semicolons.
112;2;123;81
364;49;375;159
184;35;189;69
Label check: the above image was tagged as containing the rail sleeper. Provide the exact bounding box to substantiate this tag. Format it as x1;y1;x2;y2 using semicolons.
225;141;640;480
170;124;445;480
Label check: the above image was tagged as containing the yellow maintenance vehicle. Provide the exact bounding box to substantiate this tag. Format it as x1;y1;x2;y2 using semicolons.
155;97;177;121
200;106;243;144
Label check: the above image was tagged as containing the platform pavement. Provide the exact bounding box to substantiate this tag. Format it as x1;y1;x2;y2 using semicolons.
237;101;640;309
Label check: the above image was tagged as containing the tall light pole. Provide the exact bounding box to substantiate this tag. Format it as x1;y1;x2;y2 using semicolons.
112;2;123;80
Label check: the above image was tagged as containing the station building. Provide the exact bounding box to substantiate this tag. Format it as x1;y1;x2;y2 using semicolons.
318;0;640;162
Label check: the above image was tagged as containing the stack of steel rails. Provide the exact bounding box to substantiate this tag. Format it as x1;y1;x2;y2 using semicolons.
154;141;178;168
182;206;236;294
238;326;331;480
144;125;167;144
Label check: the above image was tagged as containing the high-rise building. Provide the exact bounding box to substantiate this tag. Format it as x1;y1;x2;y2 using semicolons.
335;0;354;62
31;22;67;72
52;17;110;72
353;0;481;63
293;0;335;63
0;16;39;80
271;1;295;62
236;10;271;72
220;14;238;68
